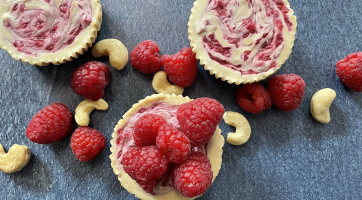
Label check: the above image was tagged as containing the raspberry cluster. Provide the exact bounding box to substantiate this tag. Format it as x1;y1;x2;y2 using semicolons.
26;102;107;162
236;74;306;113
123;97;224;197
130;40;198;87
68;61;111;161
26;61;111;162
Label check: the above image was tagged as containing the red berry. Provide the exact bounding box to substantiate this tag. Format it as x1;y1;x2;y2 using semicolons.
26;103;73;144
268;74;306;111
71;61;110;101
236;83;273;114
122;146;169;194
130;40;162;74
133;114;167;146
161;47;198;87
156;124;191;163
177;98;224;146
171;152;213;197
70;127;106;162
336;52;362;92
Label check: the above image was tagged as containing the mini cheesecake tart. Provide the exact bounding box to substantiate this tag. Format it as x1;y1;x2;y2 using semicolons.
188;0;297;85
110;93;224;200
0;0;102;66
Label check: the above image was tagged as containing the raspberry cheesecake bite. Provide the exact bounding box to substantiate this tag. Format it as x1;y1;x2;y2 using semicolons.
110;94;224;199
0;0;102;66
188;0;297;84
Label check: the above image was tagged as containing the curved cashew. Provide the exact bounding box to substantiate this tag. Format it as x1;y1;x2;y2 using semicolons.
0;143;31;173
223;111;251;145
92;39;129;70
310;88;336;123
75;98;109;126
152;71;184;95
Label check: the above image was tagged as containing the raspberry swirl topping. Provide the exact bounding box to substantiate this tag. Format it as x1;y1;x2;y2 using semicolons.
197;0;294;75
0;0;92;56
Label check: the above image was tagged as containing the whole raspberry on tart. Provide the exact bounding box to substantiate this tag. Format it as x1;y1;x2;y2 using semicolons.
122;146;169;194
156;124;191;163
188;0;297;84
110;94;224;199
172;152;213;198
177;97;224;146
0;0;102;66
134;113;167;147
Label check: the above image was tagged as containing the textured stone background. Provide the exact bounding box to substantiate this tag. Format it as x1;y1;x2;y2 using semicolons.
1;0;362;199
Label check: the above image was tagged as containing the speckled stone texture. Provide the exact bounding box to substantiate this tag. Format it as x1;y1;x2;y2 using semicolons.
1;0;362;199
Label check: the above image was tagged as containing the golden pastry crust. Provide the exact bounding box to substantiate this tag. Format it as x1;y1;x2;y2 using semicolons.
0;0;102;66
110;93;224;200
188;0;297;85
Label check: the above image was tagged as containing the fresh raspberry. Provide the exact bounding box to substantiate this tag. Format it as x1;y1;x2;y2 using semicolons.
26;103;73;144
171;152;213;197
268;74;306;111
70;127;106;162
161;47;198;87
122;146;169;194
236;83;273;114
156;124;191;163
71;61;110;101
133;114;167;146
336;52;362;92
130;40;162;74
177;98;224;146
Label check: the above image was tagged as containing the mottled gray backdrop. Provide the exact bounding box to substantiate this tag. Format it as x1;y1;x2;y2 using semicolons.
1;0;362;199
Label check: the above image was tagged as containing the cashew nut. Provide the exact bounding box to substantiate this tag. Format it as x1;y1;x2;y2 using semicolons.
310;88;336;123
152;71;184;95
92;39;129;70
0;143;31;173
75;98;109;126
223;111;251;145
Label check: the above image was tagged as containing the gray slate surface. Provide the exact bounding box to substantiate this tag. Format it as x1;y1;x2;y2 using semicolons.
1;0;362;199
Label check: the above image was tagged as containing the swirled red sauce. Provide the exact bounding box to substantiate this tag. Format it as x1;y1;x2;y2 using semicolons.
2;0;92;56
198;0;294;75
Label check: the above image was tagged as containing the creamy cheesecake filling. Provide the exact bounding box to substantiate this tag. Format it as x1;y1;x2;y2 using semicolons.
197;0;294;75
0;0;92;56
114;102;206;195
